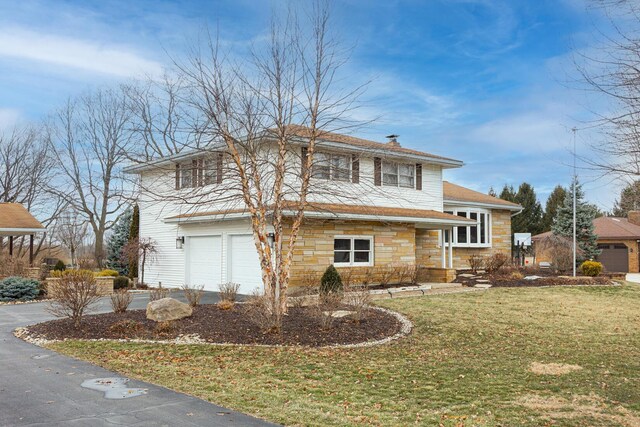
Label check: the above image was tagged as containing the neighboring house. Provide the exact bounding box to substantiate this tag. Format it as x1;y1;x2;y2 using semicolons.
126;126;521;293
0;203;46;265
532;212;640;273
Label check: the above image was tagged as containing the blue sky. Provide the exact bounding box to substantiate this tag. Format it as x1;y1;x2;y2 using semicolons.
0;0;622;210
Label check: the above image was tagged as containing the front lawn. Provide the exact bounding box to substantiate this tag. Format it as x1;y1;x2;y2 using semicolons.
48;284;640;426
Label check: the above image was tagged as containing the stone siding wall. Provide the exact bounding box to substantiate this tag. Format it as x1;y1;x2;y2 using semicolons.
415;209;513;269
286;219;416;287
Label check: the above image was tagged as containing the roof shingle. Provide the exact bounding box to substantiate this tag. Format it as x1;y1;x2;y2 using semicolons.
443;181;521;209
0;203;45;231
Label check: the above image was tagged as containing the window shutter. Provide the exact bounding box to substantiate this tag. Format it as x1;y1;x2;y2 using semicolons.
216;152;223;184
175;164;180;190
416;163;422;190
352;154;359;184
191;159;198;187
301;147;308;176
374;157;381;186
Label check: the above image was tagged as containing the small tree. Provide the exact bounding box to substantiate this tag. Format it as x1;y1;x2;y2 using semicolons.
320;265;343;297
551;179;600;262
127;204;140;279
106;207;132;276
122;237;157;286
47;270;99;328
56;210;88;268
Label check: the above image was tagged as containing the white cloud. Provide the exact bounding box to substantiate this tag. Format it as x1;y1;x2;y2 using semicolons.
0;28;164;78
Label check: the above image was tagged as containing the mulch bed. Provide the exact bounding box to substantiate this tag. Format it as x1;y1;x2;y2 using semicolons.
456;268;614;288
25;304;403;347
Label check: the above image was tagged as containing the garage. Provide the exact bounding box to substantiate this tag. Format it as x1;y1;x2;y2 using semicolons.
228;234;263;295
597;243;629;273
186;233;263;294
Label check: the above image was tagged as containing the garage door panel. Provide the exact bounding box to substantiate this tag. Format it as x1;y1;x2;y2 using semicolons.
597;243;629;273
187;236;222;291
228;234;263;295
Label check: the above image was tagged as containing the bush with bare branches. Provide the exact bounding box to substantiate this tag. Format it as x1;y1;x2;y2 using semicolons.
535;234;582;273
468;254;485;274
344;284;371;324
245;292;281;333
182;284;205;307
47;270;100;328
486;253;509;274
0;254;26;278
378;264;399;287
149;284;170;301
218;282;240;303
310;292;343;330
110;289;133;313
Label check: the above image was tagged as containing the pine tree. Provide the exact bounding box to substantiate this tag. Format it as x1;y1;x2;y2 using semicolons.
612;180;640;217
512;183;543;235
551;179;600;261
128;205;140;279
488;186;497;197
106;208;133;276
499;184;517;202
541;185;567;232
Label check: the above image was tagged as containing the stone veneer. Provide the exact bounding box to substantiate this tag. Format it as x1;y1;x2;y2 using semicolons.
415;209;513;269
286;219;416;287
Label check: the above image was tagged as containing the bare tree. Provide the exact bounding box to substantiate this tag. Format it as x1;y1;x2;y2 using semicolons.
131;3;367;328
46;87;132;266
0;124;64;258
122;237;157;286
56;210;88;268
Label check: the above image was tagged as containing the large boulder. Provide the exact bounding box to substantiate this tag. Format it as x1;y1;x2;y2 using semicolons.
146;298;192;322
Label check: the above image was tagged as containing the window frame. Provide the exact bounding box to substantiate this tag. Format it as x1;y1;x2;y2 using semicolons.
442;208;492;248
382;161;415;188
333;235;374;267
179;162;193;189
313;151;352;182
177;155;221;189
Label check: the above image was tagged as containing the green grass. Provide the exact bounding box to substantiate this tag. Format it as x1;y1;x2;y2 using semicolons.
49;284;640;426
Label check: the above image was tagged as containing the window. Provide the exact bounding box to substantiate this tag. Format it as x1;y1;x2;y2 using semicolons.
179;162;193;188
443;209;491;247
382;161;415;188
334;236;373;266
177;155;221;189
203;157;218;185
314;152;351;182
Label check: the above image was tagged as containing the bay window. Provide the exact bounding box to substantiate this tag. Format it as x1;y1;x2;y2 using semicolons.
443;209;491;247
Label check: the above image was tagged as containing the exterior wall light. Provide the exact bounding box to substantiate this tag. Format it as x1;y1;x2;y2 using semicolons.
267;232;275;248
176;236;185;249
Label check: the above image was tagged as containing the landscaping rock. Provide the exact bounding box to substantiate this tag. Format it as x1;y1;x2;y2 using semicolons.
323;310;356;318
524;275;542;281
146;298;192;322
474;284;492;289
458;273;475;278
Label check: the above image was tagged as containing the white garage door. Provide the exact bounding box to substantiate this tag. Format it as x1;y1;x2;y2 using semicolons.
228;234;263;295
187;236;222;291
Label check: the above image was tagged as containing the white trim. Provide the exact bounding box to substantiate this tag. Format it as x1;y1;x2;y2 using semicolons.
333;235;374;267
444;199;521;212
0;228;45;235
443;207;492;248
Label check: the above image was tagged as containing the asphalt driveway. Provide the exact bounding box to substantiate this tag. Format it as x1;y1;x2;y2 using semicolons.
0;292;276;427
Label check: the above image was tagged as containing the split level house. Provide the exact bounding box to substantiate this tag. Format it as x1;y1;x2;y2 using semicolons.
126;125;521;294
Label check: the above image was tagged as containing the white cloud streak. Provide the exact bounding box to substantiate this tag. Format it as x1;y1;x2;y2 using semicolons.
0;28;164;78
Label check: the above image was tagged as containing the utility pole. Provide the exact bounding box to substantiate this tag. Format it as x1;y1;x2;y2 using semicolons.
572;127;577;277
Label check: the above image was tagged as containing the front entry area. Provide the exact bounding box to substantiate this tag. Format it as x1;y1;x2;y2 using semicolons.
186;233;263;294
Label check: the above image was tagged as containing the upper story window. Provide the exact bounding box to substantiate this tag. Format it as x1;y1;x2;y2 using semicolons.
176;154;222;190
382;161;415;188
443;209;491;248
314;152;351;182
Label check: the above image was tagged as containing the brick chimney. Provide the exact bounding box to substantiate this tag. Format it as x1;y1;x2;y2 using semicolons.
386;134;400;147
628;210;640;225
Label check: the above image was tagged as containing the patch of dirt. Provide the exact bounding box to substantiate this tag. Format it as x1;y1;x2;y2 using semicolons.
529;362;584;375
516;393;640;427
25;304;403;347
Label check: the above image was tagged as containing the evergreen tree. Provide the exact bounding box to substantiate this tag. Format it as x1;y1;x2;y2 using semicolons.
612;180;640;217
128;204;140;279
541;185;567;232
551;179;600;261
488;186;497;197
499;184;516;202
106;208;133;275
512;183;543;235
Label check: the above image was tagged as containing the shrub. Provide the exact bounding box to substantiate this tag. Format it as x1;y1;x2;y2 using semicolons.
486;253;509;274
218;282;240;303
47;270;99;328
149;284;170;301
110;289;133;313
50;269;95;278
581;260;603;277
509;271;524;280
113;276;130;289
0;255;26;277
245;292;280;333
320;264;343;297
468;254;485;274
182;284;205;307
344;284;371;324
96;269;119;277
310;292;342;330
0;277;40;302
53;260;66;272
154;321;175;337
217;299;234;310
109;319;144;337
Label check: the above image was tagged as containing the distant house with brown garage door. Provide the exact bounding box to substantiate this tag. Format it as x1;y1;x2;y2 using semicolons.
532;211;640;273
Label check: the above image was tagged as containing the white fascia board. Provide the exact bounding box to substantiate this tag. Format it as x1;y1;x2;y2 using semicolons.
287;210;474;227
0;228;46;236
123;142;228;174
444;199;522;212
164;212;250;224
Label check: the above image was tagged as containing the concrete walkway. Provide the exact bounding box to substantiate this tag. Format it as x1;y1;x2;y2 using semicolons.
0;292;276;427
626;273;640;283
